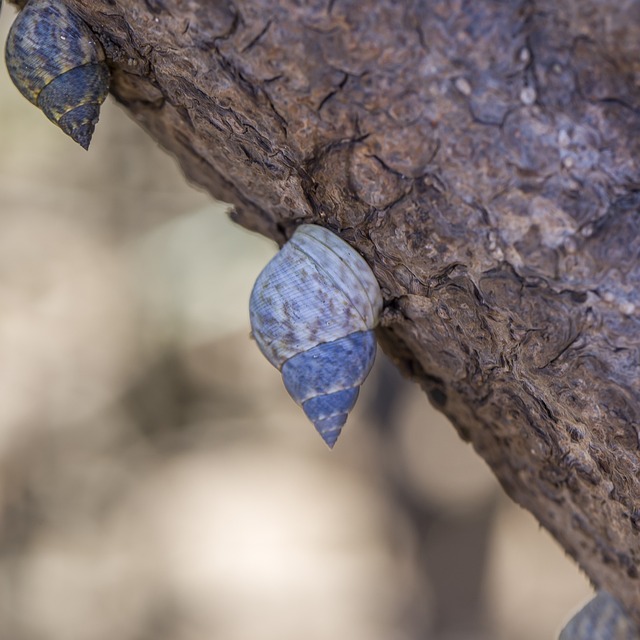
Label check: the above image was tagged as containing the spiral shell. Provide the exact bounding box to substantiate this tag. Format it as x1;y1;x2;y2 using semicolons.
559;592;639;640
5;0;110;149
249;224;383;448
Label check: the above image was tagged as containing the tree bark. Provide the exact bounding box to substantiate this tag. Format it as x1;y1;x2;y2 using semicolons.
17;0;640;622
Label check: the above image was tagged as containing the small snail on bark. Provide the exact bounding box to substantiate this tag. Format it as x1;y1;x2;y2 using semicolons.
5;0;110;149
559;591;639;640
249;224;383;448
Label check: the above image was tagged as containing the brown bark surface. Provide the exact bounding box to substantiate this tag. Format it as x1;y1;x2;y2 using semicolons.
49;0;640;621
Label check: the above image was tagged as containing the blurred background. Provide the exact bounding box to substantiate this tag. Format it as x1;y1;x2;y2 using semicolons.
0;7;592;639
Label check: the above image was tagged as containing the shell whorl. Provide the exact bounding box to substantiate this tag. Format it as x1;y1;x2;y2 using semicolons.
249;224;383;448
5;0;110;149
559;592;639;640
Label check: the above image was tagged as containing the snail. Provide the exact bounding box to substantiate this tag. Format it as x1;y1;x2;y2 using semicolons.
559;591;639;640
5;0;110;149
249;224;383;448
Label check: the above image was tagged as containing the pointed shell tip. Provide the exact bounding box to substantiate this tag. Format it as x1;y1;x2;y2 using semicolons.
321;433;339;449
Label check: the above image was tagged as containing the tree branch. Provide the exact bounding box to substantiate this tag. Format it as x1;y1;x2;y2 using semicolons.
14;0;640;622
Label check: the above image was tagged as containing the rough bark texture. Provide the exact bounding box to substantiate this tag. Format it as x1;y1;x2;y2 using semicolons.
17;0;640;622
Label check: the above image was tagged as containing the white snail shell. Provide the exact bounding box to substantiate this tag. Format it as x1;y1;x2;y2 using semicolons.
249;224;383;448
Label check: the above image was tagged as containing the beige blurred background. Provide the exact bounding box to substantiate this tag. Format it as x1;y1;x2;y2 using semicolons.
0;6;592;639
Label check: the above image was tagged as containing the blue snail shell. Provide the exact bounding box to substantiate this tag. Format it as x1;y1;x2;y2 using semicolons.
249;224;383;448
559;591;639;640
5;0;110;149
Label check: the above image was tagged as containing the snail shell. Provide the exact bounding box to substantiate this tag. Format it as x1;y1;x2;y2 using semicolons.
5;0;110;149
559;591;639;640
249;224;383;448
